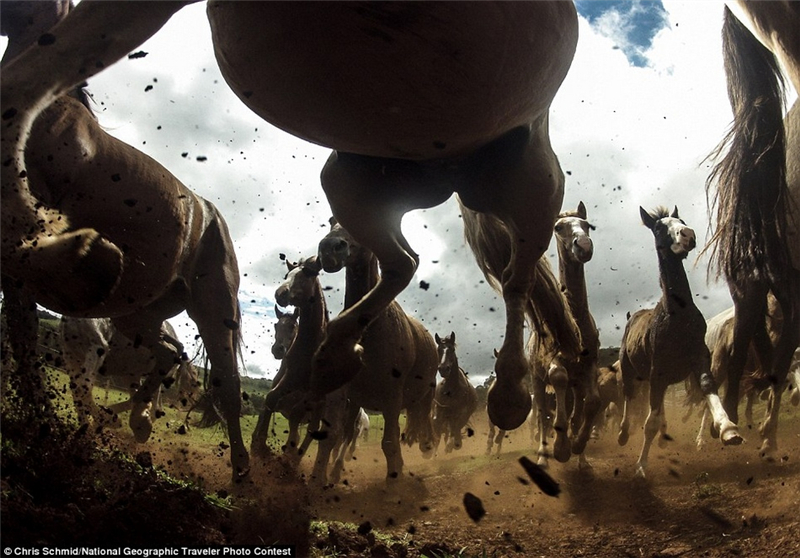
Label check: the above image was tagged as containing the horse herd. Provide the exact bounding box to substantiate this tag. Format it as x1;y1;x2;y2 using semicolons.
1;1;798;487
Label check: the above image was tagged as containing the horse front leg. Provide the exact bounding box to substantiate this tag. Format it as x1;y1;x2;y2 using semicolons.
695;349;743;447
547;360;571;463
459;124;565;432
313;152;451;395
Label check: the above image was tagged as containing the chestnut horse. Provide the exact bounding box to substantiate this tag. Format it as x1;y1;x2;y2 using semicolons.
0;1;579;433
0;2;248;481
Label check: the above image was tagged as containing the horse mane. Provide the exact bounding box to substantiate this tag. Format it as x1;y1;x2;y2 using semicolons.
703;7;792;293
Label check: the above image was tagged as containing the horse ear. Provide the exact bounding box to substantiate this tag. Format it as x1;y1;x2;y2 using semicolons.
640;206;656;230
450;331;456;342
304;255;322;274
493;348;500;358
671;206;680;218
275;305;285;318
577;201;587;220
435;333;441;344
329;216;337;227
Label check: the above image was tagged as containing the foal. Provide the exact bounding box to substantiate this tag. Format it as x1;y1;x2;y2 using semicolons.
618;207;742;477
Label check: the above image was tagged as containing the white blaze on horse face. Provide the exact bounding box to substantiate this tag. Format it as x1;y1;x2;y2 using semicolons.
665;218;696;255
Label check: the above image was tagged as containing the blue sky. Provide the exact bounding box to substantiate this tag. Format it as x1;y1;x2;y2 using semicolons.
1;2;758;382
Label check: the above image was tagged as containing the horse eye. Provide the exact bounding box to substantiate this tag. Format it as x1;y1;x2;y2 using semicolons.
554;224;563;232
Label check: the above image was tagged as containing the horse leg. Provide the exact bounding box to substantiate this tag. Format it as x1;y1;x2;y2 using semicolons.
486;422;496;455
533;374;551;467
725;283;769;425
758;387;783;459
547;361;571;463
695;404;709;450
572;362;601;456
617;352;636;447
458;125;565;432
636;383;667;479
313;152;452;395
0;280;52;423
381;408;404;482
790;359;800;406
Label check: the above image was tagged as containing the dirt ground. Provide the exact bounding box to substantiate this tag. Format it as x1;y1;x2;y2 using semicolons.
3;393;800;557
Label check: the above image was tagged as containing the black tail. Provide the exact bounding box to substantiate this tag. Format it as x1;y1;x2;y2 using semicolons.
705;7;791;293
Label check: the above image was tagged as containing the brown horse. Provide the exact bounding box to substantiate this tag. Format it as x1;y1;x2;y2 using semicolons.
551;201;601;464
317;219;437;483
705;3;800;459
0;3;248;481
59;317;198;434
618;207;742;478
432;332;478;455
251;258;327;461
0;1;579;433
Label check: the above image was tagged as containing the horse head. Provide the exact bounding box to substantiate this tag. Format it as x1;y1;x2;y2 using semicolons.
318;217;369;273
275;256;322;308
554;201;595;264
435;331;458;379
640;206;696;258
272;305;299;360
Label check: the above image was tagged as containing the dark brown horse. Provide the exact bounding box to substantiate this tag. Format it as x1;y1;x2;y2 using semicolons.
432;332;478;454
0;2;248;481
317;219;437;483
618;207;742;478
705;3;800;460
0;1;579;433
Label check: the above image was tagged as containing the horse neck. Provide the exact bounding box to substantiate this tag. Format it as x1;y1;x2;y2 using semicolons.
344;251;379;309
295;285;328;349
557;244;597;347
656;249;694;313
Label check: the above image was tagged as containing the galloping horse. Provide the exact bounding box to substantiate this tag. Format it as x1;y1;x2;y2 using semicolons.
317;219;437;483
0;1;579;433
60;317;198;434
0;2;248;481
432;332;478;454
251;258;327;461
550;201;601;464
705;3;800;459
618;207;742;478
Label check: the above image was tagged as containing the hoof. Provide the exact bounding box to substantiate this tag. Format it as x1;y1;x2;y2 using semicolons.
617;429;629;447
554;433;571;463
486;378;531;431
130;415;154;444
720;423;744;446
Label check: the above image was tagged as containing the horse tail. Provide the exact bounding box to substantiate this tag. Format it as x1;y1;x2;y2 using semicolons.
704;7;792;296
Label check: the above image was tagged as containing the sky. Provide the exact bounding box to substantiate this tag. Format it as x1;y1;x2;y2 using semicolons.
3;1;789;384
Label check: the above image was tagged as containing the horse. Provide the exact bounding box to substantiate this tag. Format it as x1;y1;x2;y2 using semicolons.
251;258;327;462
0;1;579;434
0;2;249;481
688;303;800;452
432;332;478;455
548;201;601;464
334;408;370;465
704;3;800;461
59;317;198;433
271;306;299;361
317;219;437;483
617;207;742;478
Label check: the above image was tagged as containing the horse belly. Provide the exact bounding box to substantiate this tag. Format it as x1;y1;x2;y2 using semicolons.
207;1;578;160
